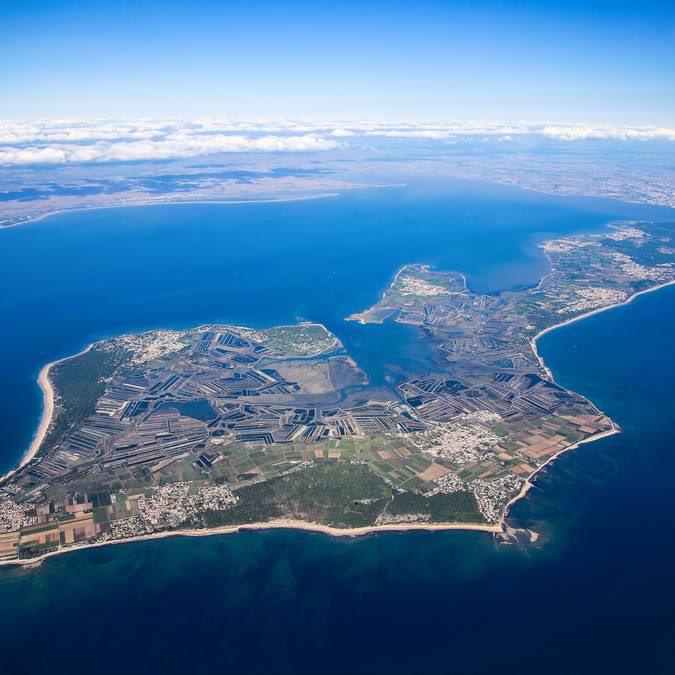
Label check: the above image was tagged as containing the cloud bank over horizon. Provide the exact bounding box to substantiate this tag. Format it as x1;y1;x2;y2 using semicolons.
1;118;675;166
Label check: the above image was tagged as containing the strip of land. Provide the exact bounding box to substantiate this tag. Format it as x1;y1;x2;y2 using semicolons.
0;192;343;230
3;518;503;569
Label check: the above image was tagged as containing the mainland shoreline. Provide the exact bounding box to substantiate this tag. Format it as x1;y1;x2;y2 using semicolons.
0;192;342;230
2;275;673;568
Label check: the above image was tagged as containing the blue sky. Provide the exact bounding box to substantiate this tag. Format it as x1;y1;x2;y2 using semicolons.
1;0;674;124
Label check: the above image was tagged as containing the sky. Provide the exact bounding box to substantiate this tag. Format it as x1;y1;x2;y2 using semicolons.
1;0;674;125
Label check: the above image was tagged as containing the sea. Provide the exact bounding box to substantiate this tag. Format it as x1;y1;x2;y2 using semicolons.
0;177;673;674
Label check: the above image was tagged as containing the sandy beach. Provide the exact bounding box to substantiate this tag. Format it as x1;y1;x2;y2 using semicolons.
2;276;673;568
0;364;54;484
0;518;502;569
25;364;53;463
530;278;675;379
25;364;54;464
0;344;95;484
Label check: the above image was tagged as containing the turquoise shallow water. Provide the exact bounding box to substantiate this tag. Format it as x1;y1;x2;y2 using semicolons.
0;179;673;674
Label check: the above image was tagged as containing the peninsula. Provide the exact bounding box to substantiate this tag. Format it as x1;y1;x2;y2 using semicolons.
1;221;673;565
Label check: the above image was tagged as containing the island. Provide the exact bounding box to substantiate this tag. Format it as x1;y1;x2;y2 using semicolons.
1;221;673;564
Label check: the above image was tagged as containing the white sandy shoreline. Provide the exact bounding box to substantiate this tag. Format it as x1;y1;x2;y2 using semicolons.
0;519;501;569
2;275;673;568
530;278;675;379
0;345;95;484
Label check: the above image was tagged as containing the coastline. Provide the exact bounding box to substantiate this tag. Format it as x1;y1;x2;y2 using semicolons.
0;320;337;485
346;263;411;324
0;192;342;230
3;276;673;568
530;278;675;381
26;363;54;466
503;426;620;517
0;344;93;484
0;518;501;569
346;263;468;324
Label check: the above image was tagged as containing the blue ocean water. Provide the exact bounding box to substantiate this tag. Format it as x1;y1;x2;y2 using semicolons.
0;179;673;674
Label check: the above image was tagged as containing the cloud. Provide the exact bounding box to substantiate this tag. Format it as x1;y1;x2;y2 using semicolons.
0;132;340;165
1;117;673;166
540;125;675;141
0;119;172;144
365;129;458;139
360;122;675;141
